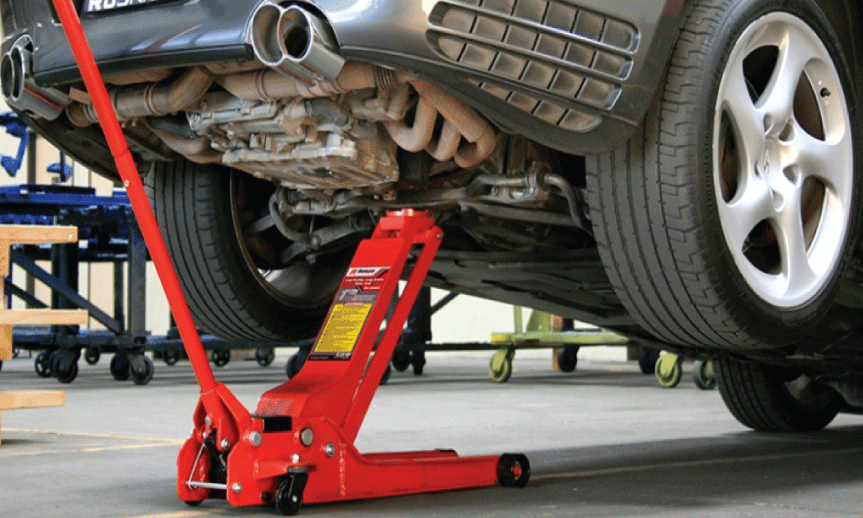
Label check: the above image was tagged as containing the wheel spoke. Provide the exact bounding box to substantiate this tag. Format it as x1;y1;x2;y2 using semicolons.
720;173;772;253
786;124;852;191
721;63;765;164
760;27;818;130
774;188;817;294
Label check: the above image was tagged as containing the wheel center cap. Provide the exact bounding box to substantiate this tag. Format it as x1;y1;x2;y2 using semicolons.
759;138;792;212
759;139;783;180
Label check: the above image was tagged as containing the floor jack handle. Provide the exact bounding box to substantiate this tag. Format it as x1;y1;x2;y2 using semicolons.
51;0;218;393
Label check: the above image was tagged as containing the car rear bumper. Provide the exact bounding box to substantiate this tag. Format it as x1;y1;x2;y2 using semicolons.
2;0;683;154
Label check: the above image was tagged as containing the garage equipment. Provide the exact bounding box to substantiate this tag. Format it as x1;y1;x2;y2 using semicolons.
52;0;529;514
488;307;628;382
176;209;529;513
0;224;89;365
653;352;716;390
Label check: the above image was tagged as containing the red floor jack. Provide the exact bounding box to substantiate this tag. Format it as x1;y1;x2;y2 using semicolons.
51;1;529;514
177;209;530;514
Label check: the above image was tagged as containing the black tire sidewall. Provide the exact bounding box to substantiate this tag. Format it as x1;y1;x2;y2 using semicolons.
147;160;338;343
675;0;863;343
715;358;840;431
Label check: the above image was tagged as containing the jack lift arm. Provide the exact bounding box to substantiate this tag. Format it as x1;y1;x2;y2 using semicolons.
51;0;529;514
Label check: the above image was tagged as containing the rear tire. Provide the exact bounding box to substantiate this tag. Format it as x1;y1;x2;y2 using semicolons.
715;358;841;431
586;0;861;349
146;160;346;342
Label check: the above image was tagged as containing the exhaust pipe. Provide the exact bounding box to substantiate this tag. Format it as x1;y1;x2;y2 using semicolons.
250;2;345;86
1;36;68;120
66;67;215;126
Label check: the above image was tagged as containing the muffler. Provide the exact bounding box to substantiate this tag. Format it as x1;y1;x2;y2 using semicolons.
250;1;345;86
1;36;68;120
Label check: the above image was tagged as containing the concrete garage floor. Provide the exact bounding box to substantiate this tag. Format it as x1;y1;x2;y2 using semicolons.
1;351;863;517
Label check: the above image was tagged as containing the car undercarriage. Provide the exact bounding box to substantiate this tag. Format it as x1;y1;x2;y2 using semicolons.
5;0;863;432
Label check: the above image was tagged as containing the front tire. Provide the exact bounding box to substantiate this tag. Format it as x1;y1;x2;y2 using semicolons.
714;358;841;431
587;0;861;349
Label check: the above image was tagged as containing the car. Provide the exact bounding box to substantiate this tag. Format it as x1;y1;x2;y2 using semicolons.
2;0;862;432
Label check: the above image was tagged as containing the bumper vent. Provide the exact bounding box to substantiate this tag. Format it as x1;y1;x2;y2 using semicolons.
428;0;637;132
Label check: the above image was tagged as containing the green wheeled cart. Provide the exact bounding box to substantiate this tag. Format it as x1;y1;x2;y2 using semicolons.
488;306;629;383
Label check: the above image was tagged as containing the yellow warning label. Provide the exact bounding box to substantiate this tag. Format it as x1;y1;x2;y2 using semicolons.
313;303;373;356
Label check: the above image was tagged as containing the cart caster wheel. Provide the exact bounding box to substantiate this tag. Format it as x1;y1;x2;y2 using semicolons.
286;348;308;379
110;353;131;381
0;360;3;372
256;347;275;367
380;364;392;385
497;453;530;488
655;353;682;388
49;349;63;374
638;347;661;375
55;350;79;384
391;350;412;371
84;346;101;365
35;352;53;378
556;346;579;373
12;346;20;358
412;351;426;376
130;356;155;385
163;348;180;366
489;349;513;383
183;500;202;507
275;472;308;516
693;360;716;390
211;349;230;367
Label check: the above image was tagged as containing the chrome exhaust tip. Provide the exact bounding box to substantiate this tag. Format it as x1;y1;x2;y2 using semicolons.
1;36;68;120
250;2;345;86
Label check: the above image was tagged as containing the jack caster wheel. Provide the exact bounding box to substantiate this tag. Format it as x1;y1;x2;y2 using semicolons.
34;351;53;378
110;353;131;381
256;346;275;367
497;453;530;488
489;348;513;383
275;472;308;516
693;360;717;390
655;353;682;388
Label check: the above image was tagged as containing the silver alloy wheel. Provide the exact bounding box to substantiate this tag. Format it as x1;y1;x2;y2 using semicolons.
714;12;853;308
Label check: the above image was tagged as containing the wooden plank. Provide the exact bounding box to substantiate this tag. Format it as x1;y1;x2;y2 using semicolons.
0;390;65;445
0;309;89;326
0;390;65;410
0;225;78;245
0;324;10;361
0;238;8;277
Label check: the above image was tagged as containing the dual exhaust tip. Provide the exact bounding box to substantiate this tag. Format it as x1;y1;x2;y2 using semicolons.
1;3;343;120
1;36;68;120
250;1;345;86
